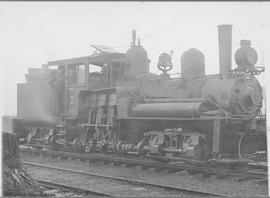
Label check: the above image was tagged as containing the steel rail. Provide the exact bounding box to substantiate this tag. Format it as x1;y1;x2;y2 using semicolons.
23;161;229;197
20;147;231;175
21;147;268;181
38;179;112;196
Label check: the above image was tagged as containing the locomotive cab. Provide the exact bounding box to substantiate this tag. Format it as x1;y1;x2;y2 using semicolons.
46;51;126;120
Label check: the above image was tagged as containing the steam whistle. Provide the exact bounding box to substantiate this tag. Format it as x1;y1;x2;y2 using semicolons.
131;29;136;46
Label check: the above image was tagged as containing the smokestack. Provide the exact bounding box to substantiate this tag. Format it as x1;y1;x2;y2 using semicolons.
218;24;233;74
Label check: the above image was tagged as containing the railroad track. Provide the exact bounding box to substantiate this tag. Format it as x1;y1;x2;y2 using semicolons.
20;147;268;184
38;179;112;196
23;161;228;196
20;147;229;174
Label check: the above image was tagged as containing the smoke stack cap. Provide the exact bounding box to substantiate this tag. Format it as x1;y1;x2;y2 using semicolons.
240;40;251;46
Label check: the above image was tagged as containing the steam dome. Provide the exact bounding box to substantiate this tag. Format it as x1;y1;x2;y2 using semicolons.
181;48;205;77
125;45;149;75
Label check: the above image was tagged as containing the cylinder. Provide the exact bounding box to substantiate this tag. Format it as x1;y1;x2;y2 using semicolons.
132;102;209;118
218;24;233;74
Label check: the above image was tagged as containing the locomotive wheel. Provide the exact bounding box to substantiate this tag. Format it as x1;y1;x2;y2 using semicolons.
101;141;108;152
116;141;123;153
72;138;83;153
84;141;96;153
84;143;92;153
193;138;211;160
49;136;61;151
84;133;97;153
193;143;209;160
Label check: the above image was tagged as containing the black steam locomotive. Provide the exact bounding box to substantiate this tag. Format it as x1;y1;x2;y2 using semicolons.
3;24;266;161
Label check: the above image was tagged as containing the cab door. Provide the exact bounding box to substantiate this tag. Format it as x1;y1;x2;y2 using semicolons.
65;63;88;118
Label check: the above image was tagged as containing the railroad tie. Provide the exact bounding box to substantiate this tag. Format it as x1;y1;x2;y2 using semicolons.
202;173;211;178
141;165;150;170
233;177;251;182
187;170;199;175
60;156;68;160
176;170;187;175
111;162;121;166
216;175;228;179
254;179;268;185
123;163;135;168
209;174;218;180
39;153;45;158
154;167;163;172
163;169;178;174
50;154;58;158
102;161;111;165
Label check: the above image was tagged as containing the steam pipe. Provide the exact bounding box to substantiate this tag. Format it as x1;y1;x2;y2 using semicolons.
218;24;233;74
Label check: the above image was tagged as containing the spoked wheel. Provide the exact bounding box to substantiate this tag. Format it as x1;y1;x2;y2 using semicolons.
72;137;83;153
84;133;97;153
84;142;95;153
27;136;43;150
48;136;61;151
193;144;204;160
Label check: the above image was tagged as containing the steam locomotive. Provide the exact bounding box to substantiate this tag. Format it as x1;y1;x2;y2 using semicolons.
3;24;266;161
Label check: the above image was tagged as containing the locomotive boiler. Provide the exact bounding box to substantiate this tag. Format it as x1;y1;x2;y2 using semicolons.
3;24;266;161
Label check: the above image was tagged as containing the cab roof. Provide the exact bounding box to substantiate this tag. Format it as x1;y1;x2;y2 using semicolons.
47;52;125;67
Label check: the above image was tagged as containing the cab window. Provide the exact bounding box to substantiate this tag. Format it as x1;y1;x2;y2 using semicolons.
67;64;86;86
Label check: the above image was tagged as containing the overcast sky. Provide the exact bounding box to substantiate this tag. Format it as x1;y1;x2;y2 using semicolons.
1;2;270;118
